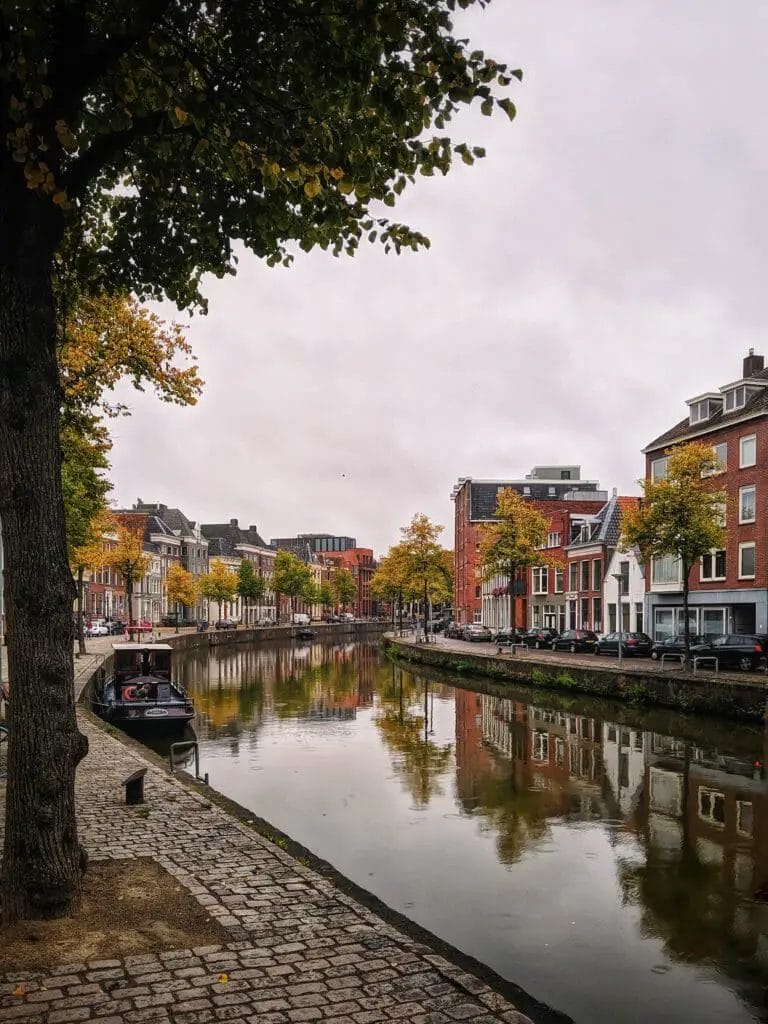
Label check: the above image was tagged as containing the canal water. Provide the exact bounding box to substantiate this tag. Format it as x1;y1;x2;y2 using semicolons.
163;639;768;1023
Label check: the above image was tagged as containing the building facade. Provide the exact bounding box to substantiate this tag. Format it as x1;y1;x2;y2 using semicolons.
455;466;607;626
322;547;377;617
643;350;768;639
201;519;278;624
131;502;209;623
115;511;182;623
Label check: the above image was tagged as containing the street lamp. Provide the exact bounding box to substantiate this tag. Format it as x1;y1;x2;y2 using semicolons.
612;572;624;667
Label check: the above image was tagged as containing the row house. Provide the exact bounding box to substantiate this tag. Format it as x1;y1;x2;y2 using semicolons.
85;526;126;620
562;494;644;633
271;533;378;617
321;547;377;617
643;349;768;640
115;511;182;622
201;519;278;624
132;502;209;623
456;466;607;626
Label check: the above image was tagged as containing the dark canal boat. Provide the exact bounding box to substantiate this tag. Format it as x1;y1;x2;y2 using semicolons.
93;643;194;728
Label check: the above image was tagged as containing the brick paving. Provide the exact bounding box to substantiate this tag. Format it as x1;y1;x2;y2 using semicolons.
0;652;533;1024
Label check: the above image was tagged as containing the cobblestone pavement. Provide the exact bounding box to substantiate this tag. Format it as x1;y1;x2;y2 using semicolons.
0;656;533;1024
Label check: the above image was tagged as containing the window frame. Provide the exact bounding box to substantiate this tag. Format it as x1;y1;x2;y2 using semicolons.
569;563;578;592
739;484;756;524
580;559;590;592
592;559;602;591
739;542;756;580
740;434;757;469
700;549;727;582
724;386;746;413
554;568;564;593
651;457;668;482
532;567;549;595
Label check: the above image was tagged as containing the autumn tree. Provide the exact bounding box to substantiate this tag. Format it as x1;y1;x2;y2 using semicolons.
236;560;266;626
165;564;199;632
0;1;516;922
478;489;557;632
273;551;312;621
69;508;114;655
622;442;726;664
372;543;418;633
332;568;358;615
400;515;452;639
199;560;238;622
104;524;151;640
318;582;335;614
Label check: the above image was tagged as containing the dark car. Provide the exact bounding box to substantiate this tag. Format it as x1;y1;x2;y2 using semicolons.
161;613;180;627
690;634;768;672
444;621;463;639
462;624;493;642
595;631;652;657
107;620;125;635
215;619;238;631
492;627;526;646
650;635;705;660
521;628;559;650
552;629;599;653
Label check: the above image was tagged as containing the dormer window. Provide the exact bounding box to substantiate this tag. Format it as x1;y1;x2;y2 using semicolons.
724;386;746;412
689;400;710;424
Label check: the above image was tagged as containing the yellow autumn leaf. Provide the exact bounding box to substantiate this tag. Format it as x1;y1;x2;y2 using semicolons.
303;178;321;199
52;191;68;206
329;167;344;181
13;985;26;997
218;973;229;984
174;107;188;124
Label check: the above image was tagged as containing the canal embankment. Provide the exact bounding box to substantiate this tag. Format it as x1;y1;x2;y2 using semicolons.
383;634;768;722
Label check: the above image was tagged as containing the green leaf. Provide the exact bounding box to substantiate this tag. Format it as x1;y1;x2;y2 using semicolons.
481;97;493;117
497;97;517;121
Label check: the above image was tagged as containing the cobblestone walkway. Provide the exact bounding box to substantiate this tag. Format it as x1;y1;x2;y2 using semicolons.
0;659;533;1024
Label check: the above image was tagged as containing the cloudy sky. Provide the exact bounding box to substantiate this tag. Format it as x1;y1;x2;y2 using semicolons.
110;1;768;553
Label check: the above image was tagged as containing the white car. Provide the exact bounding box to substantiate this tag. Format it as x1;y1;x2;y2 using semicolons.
86;622;109;637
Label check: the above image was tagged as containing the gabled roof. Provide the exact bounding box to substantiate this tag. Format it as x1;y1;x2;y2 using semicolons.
567;495;640;551
201;520;270;553
644;366;768;453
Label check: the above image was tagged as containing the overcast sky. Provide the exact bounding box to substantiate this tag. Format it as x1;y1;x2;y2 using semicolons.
110;1;768;553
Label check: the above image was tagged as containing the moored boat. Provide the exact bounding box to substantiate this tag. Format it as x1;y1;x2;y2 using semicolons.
93;643;194;728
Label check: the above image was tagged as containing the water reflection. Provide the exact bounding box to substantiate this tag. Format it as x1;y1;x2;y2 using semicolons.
163;640;768;1023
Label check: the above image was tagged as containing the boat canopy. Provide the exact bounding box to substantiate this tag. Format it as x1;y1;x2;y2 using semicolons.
113;644;172;683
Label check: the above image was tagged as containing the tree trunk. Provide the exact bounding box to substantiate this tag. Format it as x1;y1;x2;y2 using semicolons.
423;578;428;643
175;601;179;633
398;590;403;636
682;561;691;668
126;577;134;640
509;566;515;631
0;188;88;923
76;568;86;656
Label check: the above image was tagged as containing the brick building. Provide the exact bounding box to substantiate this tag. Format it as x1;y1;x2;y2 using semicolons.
453;467;606;626
643;350;768;639
321;547;377;617
201;519;278;624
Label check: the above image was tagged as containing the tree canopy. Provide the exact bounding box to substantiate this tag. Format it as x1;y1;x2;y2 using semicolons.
332;567;358;610
199;559;237;615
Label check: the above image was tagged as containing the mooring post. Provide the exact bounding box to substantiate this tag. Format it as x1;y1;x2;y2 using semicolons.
122;767;148;805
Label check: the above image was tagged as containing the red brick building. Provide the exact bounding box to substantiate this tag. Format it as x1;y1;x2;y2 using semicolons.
322;547;377;617
452;467;606;626
643;349;768;639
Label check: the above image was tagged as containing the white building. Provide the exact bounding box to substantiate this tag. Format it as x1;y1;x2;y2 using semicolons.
603;545;647;634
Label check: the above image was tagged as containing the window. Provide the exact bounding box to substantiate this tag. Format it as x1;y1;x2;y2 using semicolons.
653;607;674;640
475;585;482;599
651;554;681;586
608;604;617;632
533;731;549;762
702;608;726;636
543;604;558;629
737;801;754;837
593;559;602;590
532;567;548;594
619;560;630;591
473;609;482;623
532;604;541;626
593;597;602;631
739;485;756;523
689;399;710;424
580;560;590;591
635;602;643;633
651;457;668;482
724;386;746;412
739;542;756;579
554;568;564;593
523;486;531;496
547;531;561;548
698;788;726;826
701;550;726;581
580;597;589;627
740;434;756;468
569;563;579;592
548;486;556;496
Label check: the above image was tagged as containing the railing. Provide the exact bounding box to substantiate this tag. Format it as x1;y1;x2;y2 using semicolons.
660;653;685;671
169;739;209;785
693;655;719;674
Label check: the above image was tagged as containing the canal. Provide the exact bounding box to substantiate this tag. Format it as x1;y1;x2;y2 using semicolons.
161;638;768;1023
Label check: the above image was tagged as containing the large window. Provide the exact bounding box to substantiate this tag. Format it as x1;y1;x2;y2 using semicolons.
739;542;756;579
580;597;590;627
569;563;579;592
651;457;668;482
554;568;564;593
689;399;711;424
740;434;756;468
700;550;726;582
592;597;602;632
593;559;602;590
698;788;726;826
703;441;727;476
532;567;549;594
619;560;630;591
580;560;590;591
653;607;674;640
739;485;756;524
635;602;644;633
547;531;561;548
651;554;680;586
608;603;617;632
702;608;726;637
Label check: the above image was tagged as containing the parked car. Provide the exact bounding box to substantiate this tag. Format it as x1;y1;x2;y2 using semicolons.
444;621;463;639
428;619;446;634
462;624;493;642
161;613;180;627
340;612;355;622
521;628;559;650
492;627;526;646
650;635;705;660
215;619;238;631
690;634;768;672
292;613;311;626
552;629;599;653
131;620;153;633
595;631;652;657
85;622;109;637
107;620;125;635
322;613;341;623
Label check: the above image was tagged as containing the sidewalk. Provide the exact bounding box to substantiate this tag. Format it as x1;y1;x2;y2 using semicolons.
0;650;534;1024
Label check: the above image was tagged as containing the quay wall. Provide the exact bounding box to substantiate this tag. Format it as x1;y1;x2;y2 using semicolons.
383;636;768;723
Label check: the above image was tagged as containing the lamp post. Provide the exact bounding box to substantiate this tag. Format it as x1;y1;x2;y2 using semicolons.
612;572;623;667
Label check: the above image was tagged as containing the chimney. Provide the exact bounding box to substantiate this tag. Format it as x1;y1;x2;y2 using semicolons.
249;524;258;533
743;348;764;378
230;518;238;527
